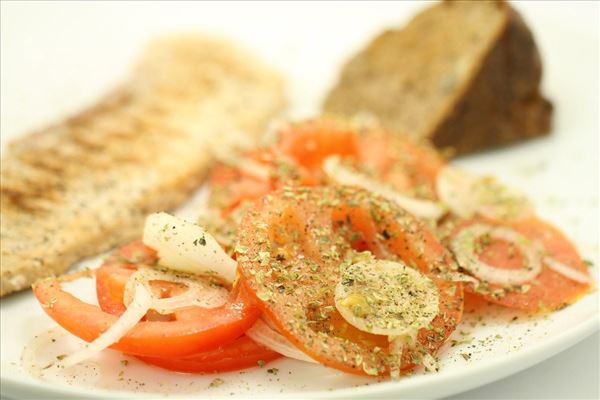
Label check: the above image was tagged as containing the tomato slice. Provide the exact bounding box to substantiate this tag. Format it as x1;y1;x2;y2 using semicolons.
33;244;261;358
208;118;446;217
447;217;593;312
137;335;279;373
358;130;444;198
275;118;445;198
93;242;280;372
96;241;195;317
276;119;360;173
209;152;275;217
236;186;463;376
96;264;133;315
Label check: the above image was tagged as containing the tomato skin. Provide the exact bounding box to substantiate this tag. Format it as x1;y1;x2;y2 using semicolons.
356;131;444;196
91;242;281;373
276;118;445;198
96;264;132;315
33;277;261;358
276;119;360;173
209;163;274;217
111;240;158;266
137;335;280;373
207;118;446;218
96;241;180;316
449;217;592;312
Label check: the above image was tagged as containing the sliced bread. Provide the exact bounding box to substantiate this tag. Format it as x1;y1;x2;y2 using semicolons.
324;0;552;155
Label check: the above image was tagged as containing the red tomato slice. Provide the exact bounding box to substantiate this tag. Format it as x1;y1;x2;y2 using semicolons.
33;244;261;358
358;131;444;198
276;119;360;173
96;241;200;317
275;118;445;198
208;118;446;217
110;239;158;266
137;335;280;373
94;242;280;372
236;186;463;376
96;264;132;315
448;217;593;312
209;156;275;218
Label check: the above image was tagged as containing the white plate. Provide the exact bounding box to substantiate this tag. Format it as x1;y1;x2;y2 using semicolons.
1;276;598;399
1;1;598;399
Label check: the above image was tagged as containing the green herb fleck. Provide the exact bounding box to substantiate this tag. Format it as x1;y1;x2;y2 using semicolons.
362;363;379;376
193;235;207;246
235;245;248;254
256;289;273;301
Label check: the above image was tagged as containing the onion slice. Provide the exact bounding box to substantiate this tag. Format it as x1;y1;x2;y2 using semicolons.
237;158;272;181
437;166;533;221
54;284;153;369
246;319;316;363
214;147;272;181
422;353;439;373
388;336;405;380
442;271;480;285
452;224;595;287
544;256;594;285
48;265;230;370
323;156;446;220
123;268;229;314
143;212;237;283
451;224;543;286
334;260;439;337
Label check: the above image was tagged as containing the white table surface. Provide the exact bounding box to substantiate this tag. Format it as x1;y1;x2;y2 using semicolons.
1;1;598;399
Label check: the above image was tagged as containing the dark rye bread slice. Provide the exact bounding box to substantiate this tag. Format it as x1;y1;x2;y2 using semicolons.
324;0;552;155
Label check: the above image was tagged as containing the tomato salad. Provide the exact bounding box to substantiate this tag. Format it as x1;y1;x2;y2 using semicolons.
32;118;593;379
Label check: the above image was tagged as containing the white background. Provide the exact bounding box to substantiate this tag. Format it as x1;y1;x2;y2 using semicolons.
1;1;598;399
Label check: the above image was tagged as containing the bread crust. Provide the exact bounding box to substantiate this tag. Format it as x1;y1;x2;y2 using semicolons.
431;6;553;154
0;34;285;296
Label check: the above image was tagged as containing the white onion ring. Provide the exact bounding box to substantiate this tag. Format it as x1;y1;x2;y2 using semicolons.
246;319;317;363
436;167;478;219
335;260;439;336
443;271;480;285
214;146;272;181
237;158;272;181
388;336;406;380
323;156;446;220
436;167;532;221
451;224;543;286
123;268;228;314
55;284;153;369
544;256;594;285
49;267;229;370
422;353;439;373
